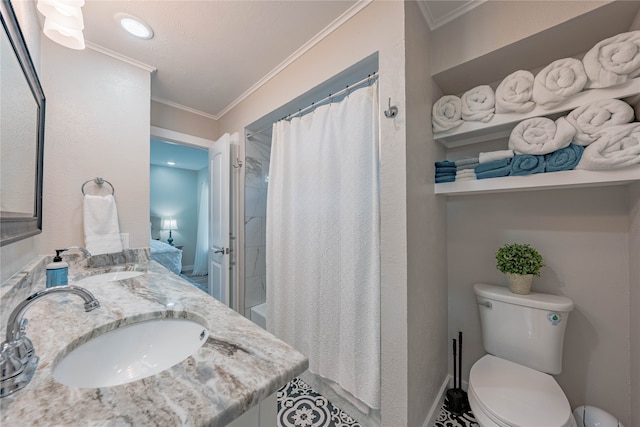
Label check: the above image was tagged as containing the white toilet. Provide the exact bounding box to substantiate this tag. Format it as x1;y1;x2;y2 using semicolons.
469;283;576;427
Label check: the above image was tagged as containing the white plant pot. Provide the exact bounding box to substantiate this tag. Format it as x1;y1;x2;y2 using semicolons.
506;273;533;295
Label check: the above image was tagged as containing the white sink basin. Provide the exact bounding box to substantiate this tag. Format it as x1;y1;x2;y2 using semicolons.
75;271;145;285
53;318;209;388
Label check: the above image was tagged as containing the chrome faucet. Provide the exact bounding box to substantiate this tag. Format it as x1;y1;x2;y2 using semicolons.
0;286;100;398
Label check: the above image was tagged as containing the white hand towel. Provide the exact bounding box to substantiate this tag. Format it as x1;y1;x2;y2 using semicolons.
532;58;587;108
495;70;536;114
509;117;576;155
432;95;463;132
576;123;640;170
83;194;123;255
456;169;476;181
479;149;514;163
583;30;640;89
461;85;495;122
565;98;634;146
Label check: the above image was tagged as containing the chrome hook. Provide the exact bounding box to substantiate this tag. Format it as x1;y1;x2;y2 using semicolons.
384;98;398;118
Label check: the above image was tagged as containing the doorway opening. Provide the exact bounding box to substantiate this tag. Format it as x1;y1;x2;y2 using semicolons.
149;127;213;293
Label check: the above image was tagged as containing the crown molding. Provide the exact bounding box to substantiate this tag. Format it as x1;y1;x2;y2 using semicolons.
418;0;486;31
85;41;156;73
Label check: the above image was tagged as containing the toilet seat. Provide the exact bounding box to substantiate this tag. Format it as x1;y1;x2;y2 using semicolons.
469;355;575;427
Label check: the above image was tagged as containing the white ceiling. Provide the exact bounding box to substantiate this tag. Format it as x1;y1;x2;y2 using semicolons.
81;1;479;166
82;0;360;119
80;1;480;120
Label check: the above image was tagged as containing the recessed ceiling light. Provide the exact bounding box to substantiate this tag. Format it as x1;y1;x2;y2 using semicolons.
167;161;176;166
115;13;153;39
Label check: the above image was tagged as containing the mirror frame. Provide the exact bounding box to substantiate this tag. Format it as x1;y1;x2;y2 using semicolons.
0;0;46;246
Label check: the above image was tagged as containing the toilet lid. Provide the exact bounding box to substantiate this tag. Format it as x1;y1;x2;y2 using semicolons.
469;355;573;427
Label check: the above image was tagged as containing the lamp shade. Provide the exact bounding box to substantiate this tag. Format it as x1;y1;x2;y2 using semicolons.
43;17;85;50
37;0;84;30
162;219;178;230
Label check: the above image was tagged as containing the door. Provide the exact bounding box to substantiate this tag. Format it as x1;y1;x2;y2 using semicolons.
209;132;237;306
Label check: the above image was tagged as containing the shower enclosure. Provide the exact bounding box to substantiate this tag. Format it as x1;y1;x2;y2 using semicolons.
242;133;271;319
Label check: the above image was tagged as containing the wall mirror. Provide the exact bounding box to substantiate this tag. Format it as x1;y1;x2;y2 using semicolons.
0;0;45;246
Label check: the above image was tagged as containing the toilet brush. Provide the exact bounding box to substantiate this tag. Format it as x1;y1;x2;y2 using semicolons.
457;331;469;408
446;332;470;415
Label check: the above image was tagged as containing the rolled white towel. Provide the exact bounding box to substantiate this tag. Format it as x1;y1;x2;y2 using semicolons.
478;149;514;163
565;98;634;146
576;123;640;170
508;117;576;155
461;85;495;122
583;30;640;89
432;95;463;132
495;70;536;114
532;58;587;108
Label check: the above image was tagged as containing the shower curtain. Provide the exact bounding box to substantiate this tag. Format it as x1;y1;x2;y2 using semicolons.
266;82;380;410
192;181;209;276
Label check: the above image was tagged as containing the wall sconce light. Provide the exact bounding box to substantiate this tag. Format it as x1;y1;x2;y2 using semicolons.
37;0;85;50
162;218;178;246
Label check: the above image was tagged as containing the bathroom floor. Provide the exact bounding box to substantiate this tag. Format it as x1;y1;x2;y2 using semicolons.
277;378;479;427
277;378;363;427
433;394;479;427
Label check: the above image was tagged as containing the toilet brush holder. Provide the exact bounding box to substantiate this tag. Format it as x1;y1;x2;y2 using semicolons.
446;388;468;415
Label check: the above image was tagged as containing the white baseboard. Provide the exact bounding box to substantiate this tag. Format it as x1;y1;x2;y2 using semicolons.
423;375;451;427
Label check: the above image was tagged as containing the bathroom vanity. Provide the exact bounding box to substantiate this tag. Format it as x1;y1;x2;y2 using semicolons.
0;250;308;426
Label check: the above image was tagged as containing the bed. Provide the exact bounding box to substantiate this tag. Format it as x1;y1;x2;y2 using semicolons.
150;216;182;274
150;239;183;274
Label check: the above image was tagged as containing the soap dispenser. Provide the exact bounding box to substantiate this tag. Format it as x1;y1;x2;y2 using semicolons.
46;249;68;288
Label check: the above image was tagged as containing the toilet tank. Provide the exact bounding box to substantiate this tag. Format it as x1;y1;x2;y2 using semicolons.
474;283;574;375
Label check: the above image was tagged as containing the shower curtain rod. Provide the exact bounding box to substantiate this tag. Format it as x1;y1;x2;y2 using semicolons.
247;72;378;138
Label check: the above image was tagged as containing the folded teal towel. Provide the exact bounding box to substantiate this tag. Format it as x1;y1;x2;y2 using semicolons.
435;160;456;168
477;165;511;179
435;175;456;183
435;166;457;175
475;158;510;174
510;154;545;176
545;144;584;172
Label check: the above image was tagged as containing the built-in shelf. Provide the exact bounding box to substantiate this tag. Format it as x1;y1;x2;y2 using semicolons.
434;166;640;196
434;77;640;149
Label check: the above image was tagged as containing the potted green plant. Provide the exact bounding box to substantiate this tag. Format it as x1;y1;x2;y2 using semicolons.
495;243;544;294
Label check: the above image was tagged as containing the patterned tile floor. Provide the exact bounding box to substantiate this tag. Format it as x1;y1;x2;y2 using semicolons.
433;393;479;427
277;379;479;427
277;378;363;427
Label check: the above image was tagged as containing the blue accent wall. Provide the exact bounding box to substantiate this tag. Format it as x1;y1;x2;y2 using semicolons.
150;165;199;269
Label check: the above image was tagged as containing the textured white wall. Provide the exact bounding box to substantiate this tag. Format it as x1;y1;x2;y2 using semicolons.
218;2;415;425
447;186;632;425
39;38;151;254
430;1;610;76
630;183;640;427
629;9;640;426
151;100;219;142
404;3;448;426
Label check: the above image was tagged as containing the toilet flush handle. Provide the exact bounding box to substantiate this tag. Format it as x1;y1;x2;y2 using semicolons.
477;300;492;309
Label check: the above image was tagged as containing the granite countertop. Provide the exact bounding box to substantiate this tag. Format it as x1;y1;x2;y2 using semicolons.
0;256;308;426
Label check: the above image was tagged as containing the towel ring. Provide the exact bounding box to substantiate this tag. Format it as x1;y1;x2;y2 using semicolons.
81;177;115;196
